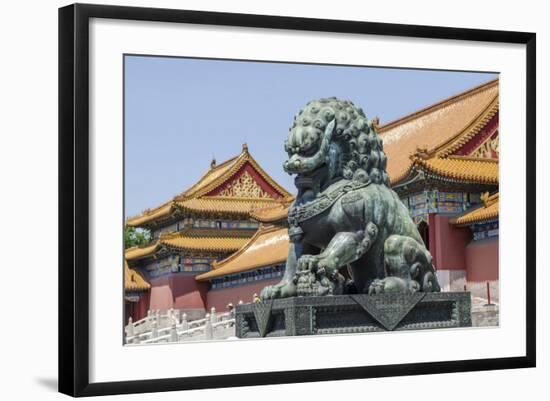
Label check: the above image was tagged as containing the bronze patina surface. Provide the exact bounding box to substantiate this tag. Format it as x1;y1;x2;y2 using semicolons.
261;98;441;299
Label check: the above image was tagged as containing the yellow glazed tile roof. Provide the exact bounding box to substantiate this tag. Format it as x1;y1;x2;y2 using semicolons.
378;79;499;184
412;155;499;184
176;196;282;216
124;260;150;292
125;229;253;260
126;202;174;227
126;145;292;227
196;225;289;281
179;155;241;199
125;243;160;261
160;231;250;253
451;192;499;225
249;198;293;223
175;145;292;200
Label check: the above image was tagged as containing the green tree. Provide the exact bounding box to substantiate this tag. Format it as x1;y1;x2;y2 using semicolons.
124;226;152;249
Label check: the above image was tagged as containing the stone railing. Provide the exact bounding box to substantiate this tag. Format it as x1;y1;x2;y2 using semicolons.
125;307;236;344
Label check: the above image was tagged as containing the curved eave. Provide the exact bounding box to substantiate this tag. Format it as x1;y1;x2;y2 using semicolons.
379;78;499;184
160;231;251;254
451;193;499;226
175;196;283;217
412;156;499;185
195;225;289;281
125;242;160;261
126;202;175;228
249;200;293;223
124;261;151;292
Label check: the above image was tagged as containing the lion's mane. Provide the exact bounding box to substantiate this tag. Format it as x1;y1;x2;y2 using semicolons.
288;97;390;187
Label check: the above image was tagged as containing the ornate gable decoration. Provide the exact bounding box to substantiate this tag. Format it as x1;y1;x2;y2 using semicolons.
127;146;291;228
218;170;273;199
469;132;499;159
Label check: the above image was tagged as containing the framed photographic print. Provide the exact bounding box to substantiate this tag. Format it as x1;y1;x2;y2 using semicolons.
58;3;536;397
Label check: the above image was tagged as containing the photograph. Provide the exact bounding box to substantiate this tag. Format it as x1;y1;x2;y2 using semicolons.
0;0;543;399
53;1;537;397
122;56;500;344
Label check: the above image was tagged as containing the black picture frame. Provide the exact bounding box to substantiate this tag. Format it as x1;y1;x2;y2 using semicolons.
58;3;536;397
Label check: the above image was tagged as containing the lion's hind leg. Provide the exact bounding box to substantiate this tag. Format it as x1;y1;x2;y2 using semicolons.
368;235;440;294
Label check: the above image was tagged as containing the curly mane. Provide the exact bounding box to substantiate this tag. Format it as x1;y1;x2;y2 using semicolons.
290;97;390;187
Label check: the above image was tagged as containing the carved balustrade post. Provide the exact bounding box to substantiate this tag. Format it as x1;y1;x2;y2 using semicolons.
169;322;178;342
181;313;188;332
146;310;152;331
210;307;217;324
126;316;134;337
205;313;213;340
152;319;159;339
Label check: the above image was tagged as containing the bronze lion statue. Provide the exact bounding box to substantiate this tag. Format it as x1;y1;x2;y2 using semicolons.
261;98;441;299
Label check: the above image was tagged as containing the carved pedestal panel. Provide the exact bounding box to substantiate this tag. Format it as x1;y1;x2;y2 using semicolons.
235;292;471;338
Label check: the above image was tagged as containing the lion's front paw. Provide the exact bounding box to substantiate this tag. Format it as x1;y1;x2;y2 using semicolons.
260;285;280;300
260;281;296;300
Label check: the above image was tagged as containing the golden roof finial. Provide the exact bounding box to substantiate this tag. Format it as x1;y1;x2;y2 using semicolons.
242;143;249;152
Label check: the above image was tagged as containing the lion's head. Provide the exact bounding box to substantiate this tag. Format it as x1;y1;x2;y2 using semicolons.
283;97;389;187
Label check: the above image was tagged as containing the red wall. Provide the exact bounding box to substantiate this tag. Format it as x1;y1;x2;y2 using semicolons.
465;237;499;282
206;278;280;312
429;214;471;270
149;273;209;313
125;291;150;323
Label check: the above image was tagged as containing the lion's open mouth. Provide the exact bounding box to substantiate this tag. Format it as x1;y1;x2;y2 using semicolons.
294;164;328;190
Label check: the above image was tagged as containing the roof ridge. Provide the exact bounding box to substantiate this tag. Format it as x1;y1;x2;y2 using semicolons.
177;150;247;199
447;155;499;163
378;78;499;133
243;152;292;198
210;155;239;171
178;149;292;200
189;196;282;202
432;98;499;157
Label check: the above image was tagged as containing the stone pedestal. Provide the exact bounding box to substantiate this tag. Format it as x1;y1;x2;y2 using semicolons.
235;292;471;338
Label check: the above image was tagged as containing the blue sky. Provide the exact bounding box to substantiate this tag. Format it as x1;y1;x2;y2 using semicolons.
124;55;497;218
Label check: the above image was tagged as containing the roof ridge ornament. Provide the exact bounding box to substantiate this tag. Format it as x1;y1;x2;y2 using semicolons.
412;146;430;160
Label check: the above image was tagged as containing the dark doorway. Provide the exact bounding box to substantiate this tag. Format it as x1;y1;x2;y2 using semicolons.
418;221;429;250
